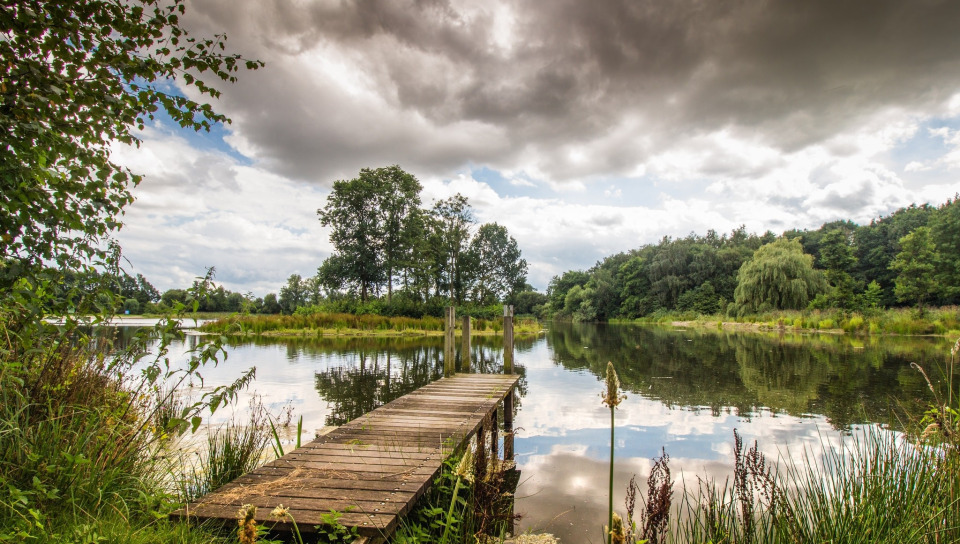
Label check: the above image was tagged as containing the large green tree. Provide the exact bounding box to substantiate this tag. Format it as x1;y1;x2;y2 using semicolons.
317;166;422;301
930;195;960;303
430;194;474;303
466;223;527;304
734;238;826;313
890;226;939;313
818;228;858;310
1;0;262;286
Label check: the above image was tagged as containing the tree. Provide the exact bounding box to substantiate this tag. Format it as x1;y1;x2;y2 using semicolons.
818;228;857;310
548;270;590;316
930;195;960;304
317;166;422;302
278;274;308;314
376;167;423;302
430;194;474;303
1;0;262;286
467;223;527;304
890;226;938;313
734;238;826;313
261;293;282;314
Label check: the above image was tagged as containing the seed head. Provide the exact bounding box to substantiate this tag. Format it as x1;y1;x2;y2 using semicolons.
237;504;258;544
609;512;626;544
270;504;291;521
952;337;959;358
602;361;626;408
455;446;475;483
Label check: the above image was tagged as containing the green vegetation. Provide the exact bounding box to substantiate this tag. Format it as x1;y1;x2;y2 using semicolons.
733;237;826;313
547;197;960;324
201;311;542;338
618;305;960;337
317;167;529;311
603;338;960;543
389;446;517;543
0;1;262;541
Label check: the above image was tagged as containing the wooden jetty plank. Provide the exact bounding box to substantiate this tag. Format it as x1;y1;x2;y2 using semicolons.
171;373;519;541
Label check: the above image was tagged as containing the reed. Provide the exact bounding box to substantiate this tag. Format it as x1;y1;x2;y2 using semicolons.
177;405;272;502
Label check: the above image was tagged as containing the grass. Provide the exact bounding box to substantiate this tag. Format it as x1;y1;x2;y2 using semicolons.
390;439;518;543
616;305;960;337
664;428;960;544
201;312;543;338
176;405;273;503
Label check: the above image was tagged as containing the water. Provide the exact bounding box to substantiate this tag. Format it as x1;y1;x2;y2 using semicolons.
132;322;955;543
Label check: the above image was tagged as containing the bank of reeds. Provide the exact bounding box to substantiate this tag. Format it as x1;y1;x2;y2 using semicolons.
614;338;960;543
660;427;960;543
176;405;273;503
203;312;542;337
620;305;960;336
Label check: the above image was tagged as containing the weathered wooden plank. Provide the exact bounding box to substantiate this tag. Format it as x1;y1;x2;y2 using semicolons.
171;373;520;539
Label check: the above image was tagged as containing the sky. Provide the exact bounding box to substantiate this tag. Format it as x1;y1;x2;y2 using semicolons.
111;0;960;297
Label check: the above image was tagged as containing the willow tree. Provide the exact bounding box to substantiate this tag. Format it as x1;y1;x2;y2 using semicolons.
734;238;826;313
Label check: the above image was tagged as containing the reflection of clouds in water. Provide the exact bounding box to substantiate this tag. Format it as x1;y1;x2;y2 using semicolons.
514;407;894;542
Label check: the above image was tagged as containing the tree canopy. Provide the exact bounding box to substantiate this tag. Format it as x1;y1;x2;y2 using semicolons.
734;237;826;313
1;0;262;287
317;166;528;311
890;226;938;312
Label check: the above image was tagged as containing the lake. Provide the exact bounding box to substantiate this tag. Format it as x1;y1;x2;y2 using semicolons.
135;322;955;543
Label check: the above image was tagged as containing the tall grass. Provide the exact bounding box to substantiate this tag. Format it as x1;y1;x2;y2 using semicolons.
176;404;273;503
202;312;542;337
622;305;960;337
390;438;518;543
671;428;959;543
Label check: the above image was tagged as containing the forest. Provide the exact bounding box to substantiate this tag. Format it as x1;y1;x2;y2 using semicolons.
545;196;960;321
74;194;960;324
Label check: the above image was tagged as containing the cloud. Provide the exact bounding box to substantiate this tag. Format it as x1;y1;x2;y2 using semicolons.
103;1;960;295
180;0;960;189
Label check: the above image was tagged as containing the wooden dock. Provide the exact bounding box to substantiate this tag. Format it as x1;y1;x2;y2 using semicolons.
171;373;520;542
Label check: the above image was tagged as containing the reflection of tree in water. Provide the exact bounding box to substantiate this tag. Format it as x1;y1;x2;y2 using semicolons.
229;335;530;427
315;347;443;426
546;322;949;430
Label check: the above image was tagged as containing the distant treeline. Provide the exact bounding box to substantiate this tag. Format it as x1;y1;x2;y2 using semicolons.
547;196;960;321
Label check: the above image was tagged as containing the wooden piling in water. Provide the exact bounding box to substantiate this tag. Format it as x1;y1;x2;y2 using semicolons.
444;306;456;377
503;305;514;374
461;314;471;372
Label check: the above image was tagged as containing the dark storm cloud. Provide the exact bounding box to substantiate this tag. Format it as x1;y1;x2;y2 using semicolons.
184;0;960;185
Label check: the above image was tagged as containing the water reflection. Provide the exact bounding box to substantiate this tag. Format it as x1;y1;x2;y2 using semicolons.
545;322;948;429
510;323;953;542
118;322;954;543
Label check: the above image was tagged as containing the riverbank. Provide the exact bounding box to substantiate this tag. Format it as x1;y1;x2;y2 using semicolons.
199;312;544;338
611;305;960;337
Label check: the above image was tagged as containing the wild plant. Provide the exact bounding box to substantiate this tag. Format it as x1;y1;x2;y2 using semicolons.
0;267;255;540
602;361;626;544
624;449;673;544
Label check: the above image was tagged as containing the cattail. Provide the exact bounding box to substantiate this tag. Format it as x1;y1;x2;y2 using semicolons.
237;504;258;544
603;361;626;544
952;337;959;358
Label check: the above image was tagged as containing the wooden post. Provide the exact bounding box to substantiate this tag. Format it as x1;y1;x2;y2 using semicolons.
491;405;500;461
461;315;471;373
444;306;456;377
504;390;514;461
503;304;514;374
475;415;488;482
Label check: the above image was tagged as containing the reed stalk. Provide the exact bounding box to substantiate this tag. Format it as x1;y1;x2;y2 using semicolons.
602;361;626;544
